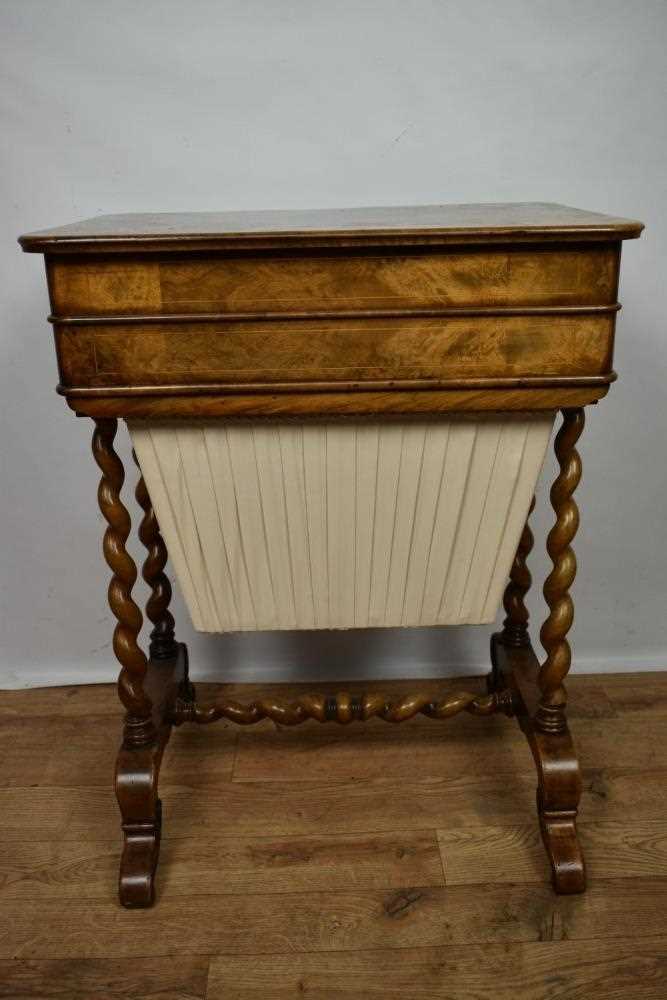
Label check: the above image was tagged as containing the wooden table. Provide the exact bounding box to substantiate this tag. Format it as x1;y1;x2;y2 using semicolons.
20;203;643;907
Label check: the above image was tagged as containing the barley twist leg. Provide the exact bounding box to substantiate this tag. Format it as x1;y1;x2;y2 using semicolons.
94;420;164;907
133;451;178;662
93;419;155;747
535;408;584;735
502;495;536;648
489;495;537;696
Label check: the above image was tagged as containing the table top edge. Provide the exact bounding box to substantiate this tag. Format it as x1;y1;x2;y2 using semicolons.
19;202;645;253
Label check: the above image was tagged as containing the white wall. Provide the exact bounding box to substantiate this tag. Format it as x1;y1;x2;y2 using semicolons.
1;0;666;688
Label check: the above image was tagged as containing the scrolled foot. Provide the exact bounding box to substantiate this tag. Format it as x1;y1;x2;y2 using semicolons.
492;637;587;895
119;800;162;908
529;722;587;894
538;793;586;894
115;733;167;909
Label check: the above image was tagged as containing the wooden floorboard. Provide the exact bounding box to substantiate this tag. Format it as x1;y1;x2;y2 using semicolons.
0;956;209;999
231;714;667;782
0;742;239;790
0;673;666;997
1;830;444;901
3;879;667;959
439;819;667;885
598;672;667;719
206;939;667;999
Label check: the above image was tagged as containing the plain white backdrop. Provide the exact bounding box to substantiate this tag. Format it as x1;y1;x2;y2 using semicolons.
1;0;666;688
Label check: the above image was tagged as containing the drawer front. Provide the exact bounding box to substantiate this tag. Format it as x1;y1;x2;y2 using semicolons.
55;313;614;389
48;244;620;316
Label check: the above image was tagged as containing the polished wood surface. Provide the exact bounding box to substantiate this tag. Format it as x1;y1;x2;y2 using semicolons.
1;675;666;998
48;243;620;314
64;384;610;418
496;465;586;891
22;202;640;417
493;638;586;894
19;203;644;908
133;452;177;662
19;201;643;252
55;313;615;389
92;419;154;745
501;495;536;647
173;685;505;727
537;408;585;734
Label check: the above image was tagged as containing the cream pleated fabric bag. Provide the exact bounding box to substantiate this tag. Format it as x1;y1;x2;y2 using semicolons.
129;414;554;633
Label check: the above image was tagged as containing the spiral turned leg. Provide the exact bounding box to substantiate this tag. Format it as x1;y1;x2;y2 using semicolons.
489;496;536;697
536;408;584;736
502;496;536;649
93;420;165;908
133;454;193;708
530;408;586;893
93;420;154;746
133;452;177;659
490;410;587;893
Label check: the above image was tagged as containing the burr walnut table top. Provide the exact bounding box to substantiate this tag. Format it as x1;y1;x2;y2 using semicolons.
20;201;643;253
19;202;643;419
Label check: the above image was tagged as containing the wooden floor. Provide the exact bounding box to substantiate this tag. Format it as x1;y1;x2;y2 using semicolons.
1;672;667;999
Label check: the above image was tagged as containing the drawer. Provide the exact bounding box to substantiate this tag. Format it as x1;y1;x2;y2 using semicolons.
55;313;615;390
48;244;620;317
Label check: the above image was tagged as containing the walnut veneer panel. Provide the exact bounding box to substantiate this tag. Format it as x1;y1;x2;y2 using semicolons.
129;415;553;632
48;245;619;315
22;203;640;416
56;314;614;389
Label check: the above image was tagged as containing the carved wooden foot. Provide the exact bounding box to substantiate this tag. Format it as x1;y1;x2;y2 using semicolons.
532;727;586;893
524;719;586;893
491;633;586;894
113;644;188;907
92;430;189;907
115;741;165;907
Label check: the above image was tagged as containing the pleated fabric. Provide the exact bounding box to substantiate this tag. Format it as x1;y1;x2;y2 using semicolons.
128;415;554;632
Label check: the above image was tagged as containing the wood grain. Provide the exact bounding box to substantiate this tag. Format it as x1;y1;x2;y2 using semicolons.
0;677;665;997
1;830;443;901
0;711;236;764
19;202;644;254
8;817;667;901
0;677;615;723
231;715;667;782
0;685;120;718
55;314;615;394
536;408;584;732
24;203;640;415
206;939;667;1000
0;742;238;790
2;879;666;958
2;762;665;846
0;957;209;1000
48;244;619;315
439;819;667;885
91;418;153;741
0;713;128;750
599;673;667;719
